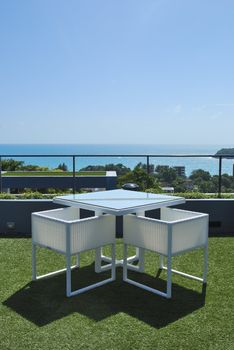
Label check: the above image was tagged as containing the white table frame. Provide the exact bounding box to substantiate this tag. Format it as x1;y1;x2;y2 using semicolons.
54;190;185;273
94;209;146;274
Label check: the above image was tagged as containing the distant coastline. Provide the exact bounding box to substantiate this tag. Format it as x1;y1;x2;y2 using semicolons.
0;144;233;176
215;148;234;158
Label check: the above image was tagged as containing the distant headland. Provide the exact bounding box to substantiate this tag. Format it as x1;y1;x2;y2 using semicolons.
215;148;234;158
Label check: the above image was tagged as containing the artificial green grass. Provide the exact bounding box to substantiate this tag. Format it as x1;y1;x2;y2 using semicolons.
0;237;233;350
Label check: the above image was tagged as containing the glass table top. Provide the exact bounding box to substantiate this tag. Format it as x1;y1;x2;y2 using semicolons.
54;189;185;215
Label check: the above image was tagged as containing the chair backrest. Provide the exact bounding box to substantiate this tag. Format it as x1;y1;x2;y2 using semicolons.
70;215;116;254
123;215;168;255
123;210;208;256
32;210;116;254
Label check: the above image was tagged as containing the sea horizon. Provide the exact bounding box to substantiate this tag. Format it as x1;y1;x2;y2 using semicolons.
0;143;233;176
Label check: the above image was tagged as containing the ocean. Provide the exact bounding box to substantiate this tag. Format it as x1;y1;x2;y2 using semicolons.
0;144;233;176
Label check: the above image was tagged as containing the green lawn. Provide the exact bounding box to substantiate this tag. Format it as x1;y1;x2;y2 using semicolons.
0;237;233;350
3;171;106;176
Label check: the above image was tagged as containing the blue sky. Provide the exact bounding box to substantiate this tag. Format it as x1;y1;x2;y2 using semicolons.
0;0;233;144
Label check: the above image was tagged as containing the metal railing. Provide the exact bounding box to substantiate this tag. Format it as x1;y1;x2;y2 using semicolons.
0;153;232;197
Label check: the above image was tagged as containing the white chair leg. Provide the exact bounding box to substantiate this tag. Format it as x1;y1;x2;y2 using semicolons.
34;245;116;297
162;247;207;283
123;245;169;298
32;243;37;281
68;244;116;297
123;244;128;281
166;255;172;299
111;243;116;281
66;252;72;297
203;243;208;283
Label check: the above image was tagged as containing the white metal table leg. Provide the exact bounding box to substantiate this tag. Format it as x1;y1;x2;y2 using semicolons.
95;247;102;273
124;210;146;273
94;210;146;273
123;243;128;281
136;210;146;272
138;248;145;272
76;253;80;267
159;255;164;269
94;210;104;273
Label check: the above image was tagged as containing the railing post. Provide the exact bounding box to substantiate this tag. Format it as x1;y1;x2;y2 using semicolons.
0;156;2;193
218;156;222;198
73;156;76;194
146;156;150;189
146;156;150;174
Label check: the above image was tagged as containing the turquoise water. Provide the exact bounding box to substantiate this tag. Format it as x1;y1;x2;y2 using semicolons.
0;144;233;176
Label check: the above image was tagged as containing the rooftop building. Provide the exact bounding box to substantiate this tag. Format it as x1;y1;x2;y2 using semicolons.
173;166;186;177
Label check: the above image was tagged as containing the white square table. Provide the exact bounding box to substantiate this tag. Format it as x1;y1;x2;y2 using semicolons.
54;189;185;272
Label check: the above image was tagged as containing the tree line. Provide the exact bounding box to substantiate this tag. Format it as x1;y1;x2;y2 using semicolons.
1;159;68;172
80;162;234;193
1;158;234;193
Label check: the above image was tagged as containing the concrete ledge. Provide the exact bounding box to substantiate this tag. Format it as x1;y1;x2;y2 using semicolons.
0;199;233;236
0;200;62;234
178;199;234;236
0;199;122;237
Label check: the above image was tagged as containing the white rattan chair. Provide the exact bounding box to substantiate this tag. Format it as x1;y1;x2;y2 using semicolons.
123;207;209;298
32;207;116;297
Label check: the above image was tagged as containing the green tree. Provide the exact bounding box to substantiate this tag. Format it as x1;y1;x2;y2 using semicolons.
118;167;157;191
220;174;234;193
1;158;24;171
135;162;155;174
19;164;49;171
80;163;131;175
189;169;211;181
56;163;68;171
172;178;188;192
155;166;177;183
104;163;131;175
189;169;213;193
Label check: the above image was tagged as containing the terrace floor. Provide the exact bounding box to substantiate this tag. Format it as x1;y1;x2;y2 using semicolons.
0;237;233;350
